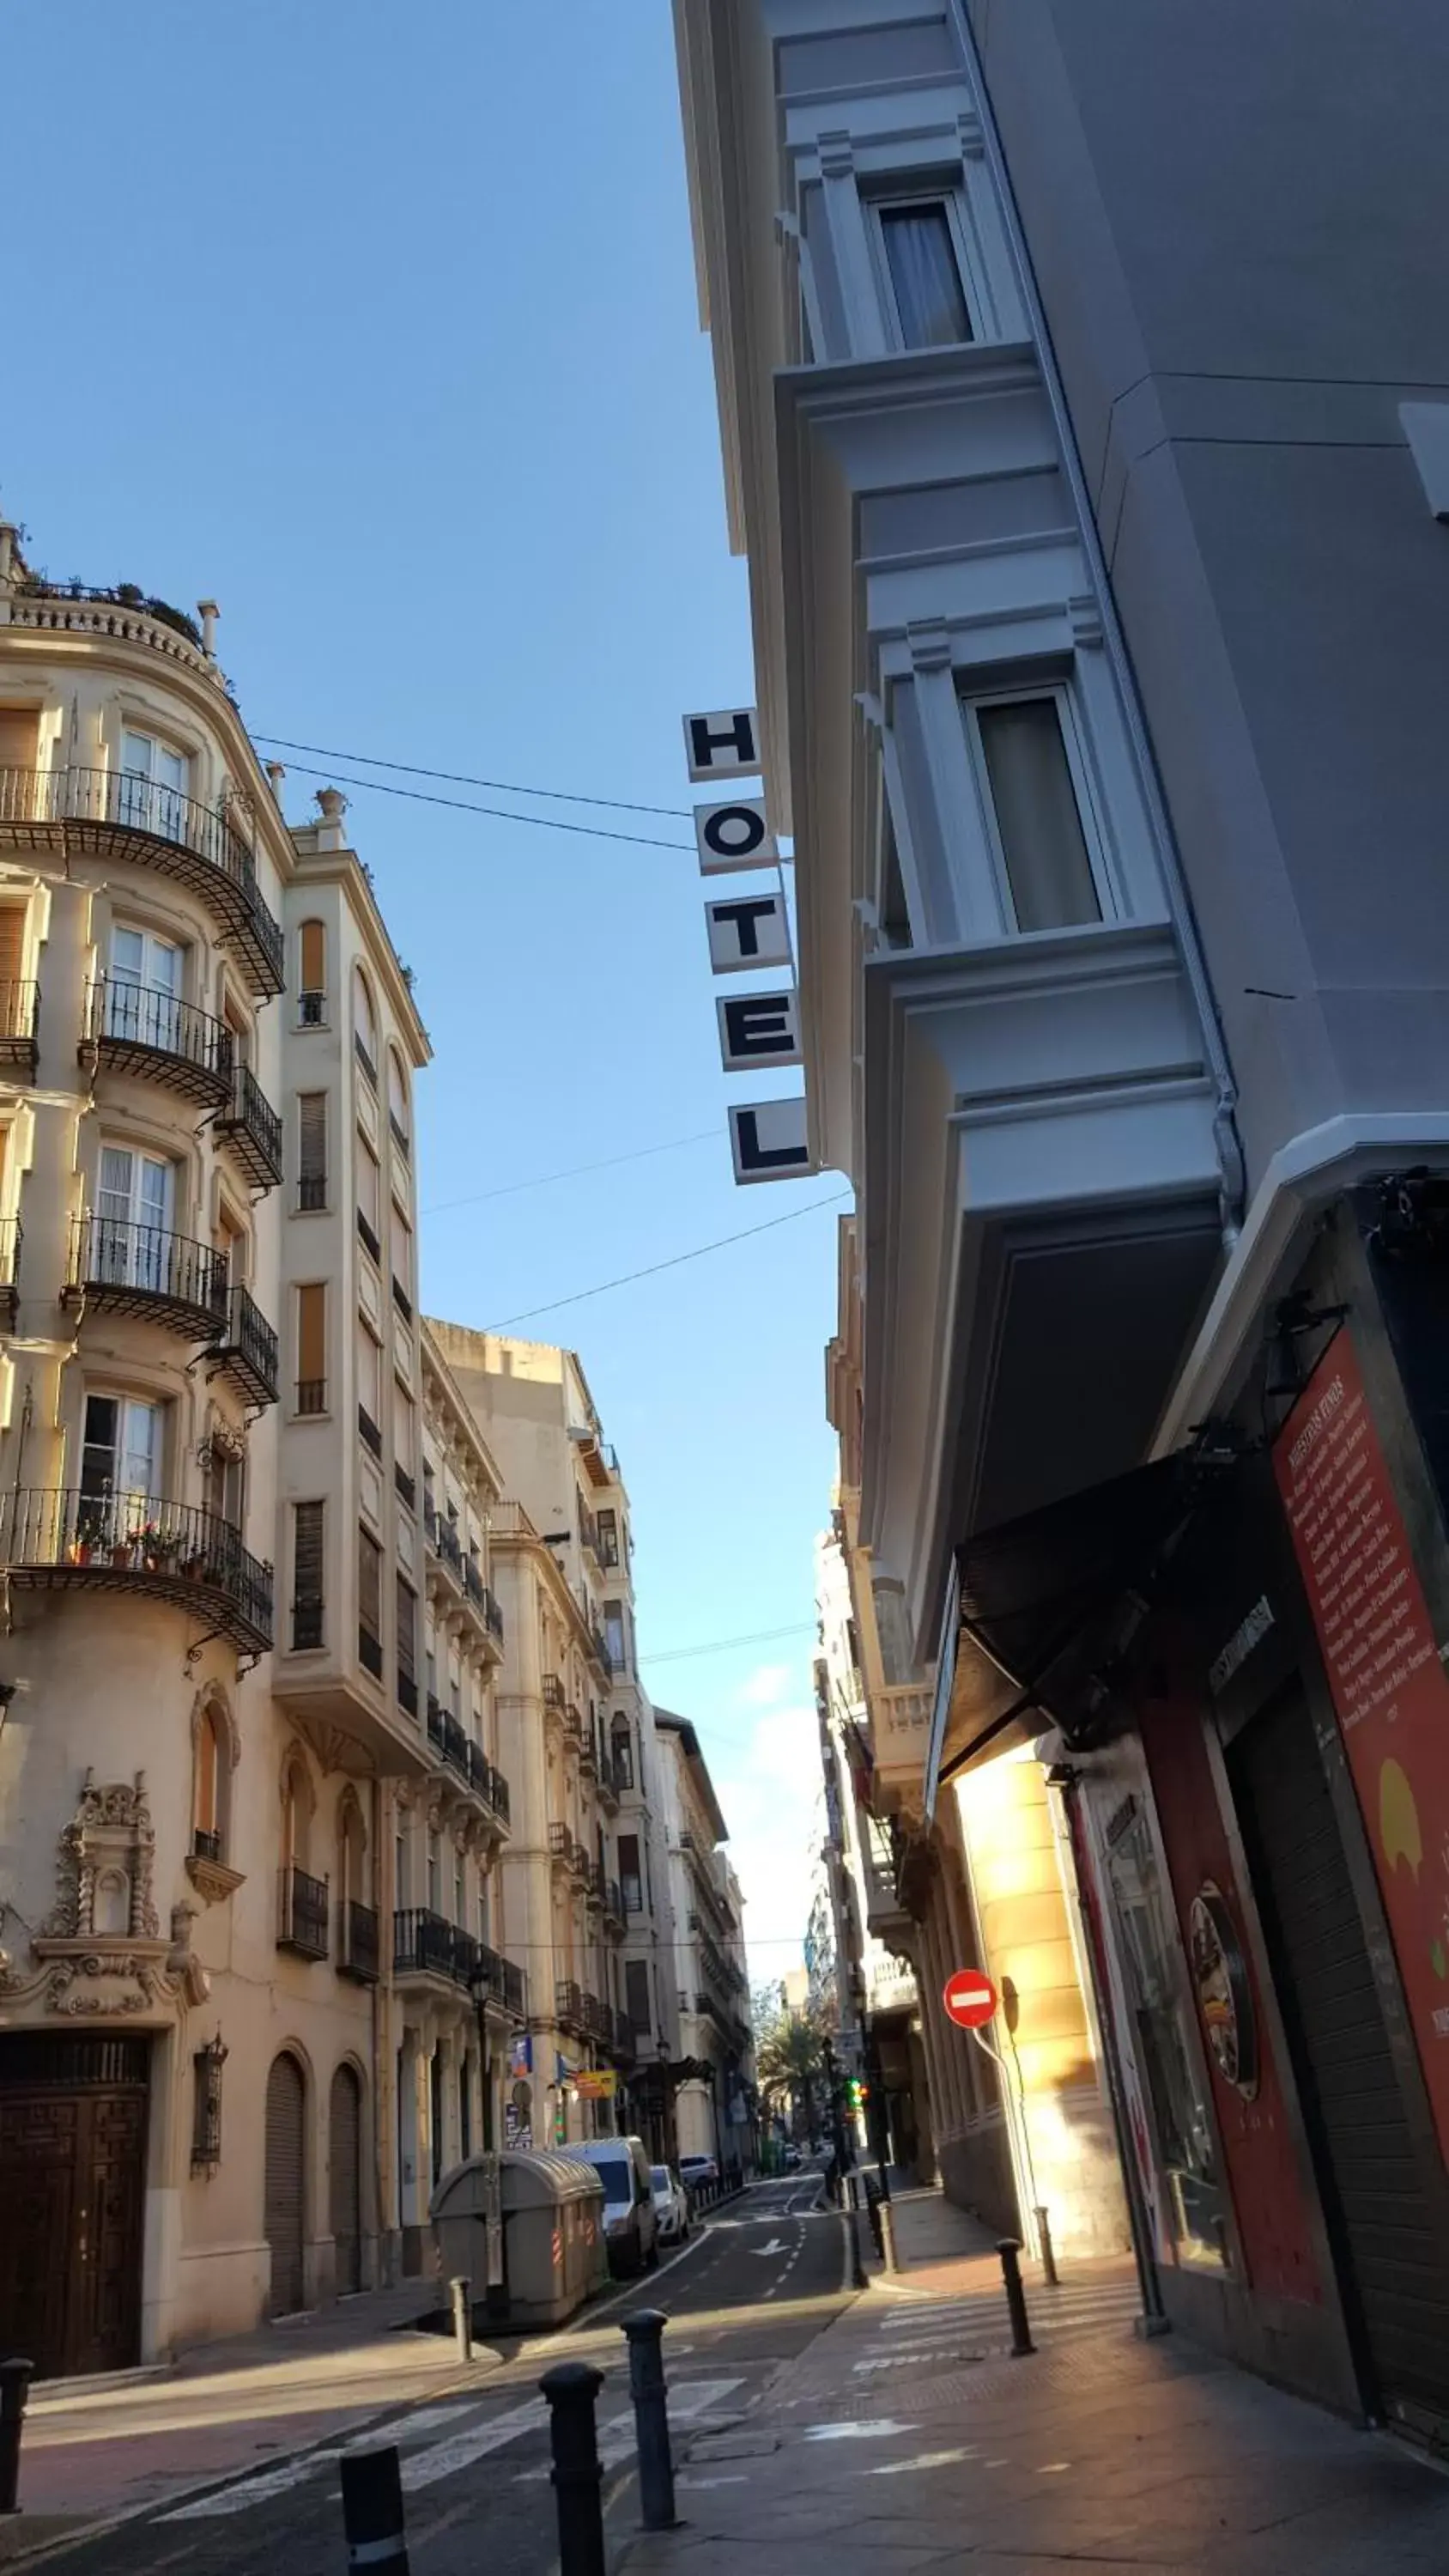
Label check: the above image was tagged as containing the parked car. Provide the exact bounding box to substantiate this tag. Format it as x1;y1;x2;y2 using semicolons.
650;2163;691;2244
557;2137;658;2276
678;2152;720;2202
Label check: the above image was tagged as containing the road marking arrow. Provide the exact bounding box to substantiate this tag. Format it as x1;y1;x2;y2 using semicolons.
752;2236;786;2256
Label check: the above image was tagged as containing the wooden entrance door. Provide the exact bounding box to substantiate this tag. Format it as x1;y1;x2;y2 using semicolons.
264;2052;307;2316
329;2064;362;2297
0;2035;149;2380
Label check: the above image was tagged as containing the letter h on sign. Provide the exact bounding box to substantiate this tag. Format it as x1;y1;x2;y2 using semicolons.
682;708;761;783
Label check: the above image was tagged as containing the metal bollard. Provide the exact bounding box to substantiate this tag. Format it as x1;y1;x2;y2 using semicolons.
1034;2205;1060;2288
450;2273;473;2363
842;2193;866;2291
0;2360;33;2516
623;2307;677;2531
540;2360;607;2576
997;2238;1036;2358
339;2445;409;2574
878;2197;899;2275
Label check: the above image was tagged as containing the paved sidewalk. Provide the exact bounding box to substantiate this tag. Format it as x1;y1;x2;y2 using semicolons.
619;2188;1449;2575
2;2281;487;2559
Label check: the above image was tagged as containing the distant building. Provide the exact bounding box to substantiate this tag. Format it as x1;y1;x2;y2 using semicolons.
653;1710;755;2182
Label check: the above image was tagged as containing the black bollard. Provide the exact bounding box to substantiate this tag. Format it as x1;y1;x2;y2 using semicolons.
0;2360;32;2516
623;2307;676;2531
450;2273;473;2363
997;2238;1035;2357
339;2445;409;2574
540;2360;606;2576
1034;2205;1060;2288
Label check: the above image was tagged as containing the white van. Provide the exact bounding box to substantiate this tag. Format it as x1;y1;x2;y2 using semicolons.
557;2136;658;2275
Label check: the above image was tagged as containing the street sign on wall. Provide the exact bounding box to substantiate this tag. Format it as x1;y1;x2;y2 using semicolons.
943;1967;998;2031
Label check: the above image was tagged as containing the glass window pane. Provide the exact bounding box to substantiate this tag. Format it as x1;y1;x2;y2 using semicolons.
880;204;972;349
976;698;1101;933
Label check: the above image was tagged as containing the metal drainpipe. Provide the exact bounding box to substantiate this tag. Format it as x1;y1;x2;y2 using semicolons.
945;0;1246;1240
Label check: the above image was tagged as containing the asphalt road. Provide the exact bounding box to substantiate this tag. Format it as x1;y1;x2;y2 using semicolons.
40;2176;852;2576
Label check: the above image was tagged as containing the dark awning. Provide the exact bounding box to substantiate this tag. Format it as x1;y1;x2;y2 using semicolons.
929;1449;1224;1802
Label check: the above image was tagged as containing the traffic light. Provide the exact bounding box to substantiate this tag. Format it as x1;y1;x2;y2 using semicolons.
847;2076;868;2114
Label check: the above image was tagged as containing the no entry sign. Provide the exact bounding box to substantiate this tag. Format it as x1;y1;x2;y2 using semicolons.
943;1968;998;2031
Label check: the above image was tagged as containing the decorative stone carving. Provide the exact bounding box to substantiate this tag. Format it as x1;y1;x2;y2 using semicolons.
41;1770;159;1941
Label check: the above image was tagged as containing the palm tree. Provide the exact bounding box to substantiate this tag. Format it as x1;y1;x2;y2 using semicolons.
755;2010;827;2144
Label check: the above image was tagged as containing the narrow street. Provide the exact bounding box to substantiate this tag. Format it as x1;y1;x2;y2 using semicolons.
31;2182;850;2576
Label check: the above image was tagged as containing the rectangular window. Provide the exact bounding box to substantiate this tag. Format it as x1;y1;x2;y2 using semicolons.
359;1525;383;1677
876;199;972;349
625;1959;652;2033
296;1282;326;1414
298;920;326;1024
597;1509;619;1569
620;1833;642;1914
95;1143;174;1291
118;727;187;841
397;1572;417;1715
298;1091;327;1212
357;1320;382;1456
1106;1807;1228;2269
971;695;1102;934
81;1392;161;1516
603;1601;627;1674
292;1499;324;1649
106;924;184;1054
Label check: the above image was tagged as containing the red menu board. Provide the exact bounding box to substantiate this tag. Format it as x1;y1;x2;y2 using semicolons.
1274;1331;1449;2162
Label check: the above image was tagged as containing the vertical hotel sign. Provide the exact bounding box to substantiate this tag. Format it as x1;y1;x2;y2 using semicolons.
1274;1331;1449;2160
682;706;815;1185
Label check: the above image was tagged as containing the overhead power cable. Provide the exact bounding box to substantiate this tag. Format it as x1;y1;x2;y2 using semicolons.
489;1188;852;1328
252;732;694;820
422;1128;718;1219
266;761;692;854
640;1620;817;1666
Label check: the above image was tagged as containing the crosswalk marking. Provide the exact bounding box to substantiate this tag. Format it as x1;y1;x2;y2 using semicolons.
512;2377;746;2482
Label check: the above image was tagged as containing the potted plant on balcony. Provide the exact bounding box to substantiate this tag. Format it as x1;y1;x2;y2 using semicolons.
141;1522;180;1574
110;1533;136;1570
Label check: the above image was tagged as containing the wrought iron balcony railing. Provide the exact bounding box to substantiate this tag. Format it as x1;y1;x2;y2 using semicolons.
0;767;284;996
339;1899;379;1983
473;1945;527;2019
207;1284;279;1409
65;1215;228;1341
277;1865;329;1959
215;1062;284;1191
2;1485;272;1652
84;977;233;1109
0;978;39;1078
393;1906;456;1982
555;1978;585;2029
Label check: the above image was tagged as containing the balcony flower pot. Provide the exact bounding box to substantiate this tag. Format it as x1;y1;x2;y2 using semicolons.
110;1540;136;1570
70;1538;94;1567
181;1552;208;1582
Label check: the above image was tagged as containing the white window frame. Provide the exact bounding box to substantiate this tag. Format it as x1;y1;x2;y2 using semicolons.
959;680;1119;935
865;185;979;354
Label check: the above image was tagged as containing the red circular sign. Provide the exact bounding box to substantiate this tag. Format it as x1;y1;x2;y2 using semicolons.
943;1968;998;2031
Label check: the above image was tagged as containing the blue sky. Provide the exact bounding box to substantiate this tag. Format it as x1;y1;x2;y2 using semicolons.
5;0;844;1985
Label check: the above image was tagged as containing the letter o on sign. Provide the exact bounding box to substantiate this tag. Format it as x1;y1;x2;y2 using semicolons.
943;1968;998;2031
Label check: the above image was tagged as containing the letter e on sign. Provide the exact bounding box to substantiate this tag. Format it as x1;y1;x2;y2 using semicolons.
718;987;803;1073
943;1969;997;2032
682;708;761;783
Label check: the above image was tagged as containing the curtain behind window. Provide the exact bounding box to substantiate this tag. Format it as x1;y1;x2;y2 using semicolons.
976;699;1101;932
880;204;971;348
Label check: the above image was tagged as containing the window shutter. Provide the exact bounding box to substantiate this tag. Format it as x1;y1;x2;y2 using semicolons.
299;920;325;993
0;709;39;780
296;1283;325;1409
298;1092;327;1208
0;908;27;987
292;1500;324;1649
626;1959;652;2032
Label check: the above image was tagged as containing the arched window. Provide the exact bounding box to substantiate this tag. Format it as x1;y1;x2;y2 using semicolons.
336;1789;367;1911
298;919;326;1025
282;1747;313;1872
387;1048;409;1157
353;966;377;1085
195;1704;224;1859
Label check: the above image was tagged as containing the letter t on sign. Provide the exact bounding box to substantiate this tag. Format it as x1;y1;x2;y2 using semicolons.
682;708;761;782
